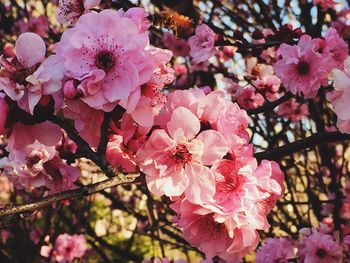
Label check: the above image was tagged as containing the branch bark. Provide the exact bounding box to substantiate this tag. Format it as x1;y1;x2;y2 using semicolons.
254;131;350;161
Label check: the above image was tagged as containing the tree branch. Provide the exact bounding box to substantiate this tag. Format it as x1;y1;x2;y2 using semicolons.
254;131;350;161
0;173;140;221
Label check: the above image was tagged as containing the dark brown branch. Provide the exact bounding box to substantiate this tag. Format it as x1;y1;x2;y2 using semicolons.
0;173;139;220
254;131;350;161
48;115;116;178
97;111;113;156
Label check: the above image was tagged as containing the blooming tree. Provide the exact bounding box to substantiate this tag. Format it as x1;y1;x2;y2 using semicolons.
1;0;350;262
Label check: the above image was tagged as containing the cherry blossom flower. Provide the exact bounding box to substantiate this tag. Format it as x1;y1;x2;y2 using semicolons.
277;98;309;122
123;7;151;33
234;85;265;109
255;238;295;263
106;134;137;173
137;107;228;204
253;75;281;101
55;9;155;111
15;15;49;37
56;0;101;25
163;32;190;57
297;230;343;263
0;33;64;114
327;57;350;133
274;35;332;98
172;199;260;261
53;234;87;262
188;24;217;63
323;28;349;70
0;140;79;192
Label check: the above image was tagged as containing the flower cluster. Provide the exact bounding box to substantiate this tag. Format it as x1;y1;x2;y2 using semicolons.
41;233;87;262
275;28;348;98
137;89;285;260
256;225;350;262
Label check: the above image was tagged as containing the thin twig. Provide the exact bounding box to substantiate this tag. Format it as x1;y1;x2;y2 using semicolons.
0;173;140;220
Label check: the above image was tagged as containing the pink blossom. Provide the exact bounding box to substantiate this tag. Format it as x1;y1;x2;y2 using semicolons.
313;0;335;11
327;57;350;133
0;139;79;192
0;33;64;114
322;28;349;70
137;107;228;204
15;15;49;37
274;35;332;98
106;134;137;173
297;230;343;263
7;122;62;151
123;7;151;33
121;47;173;127
253;75;281;101
53;234;87;262
188;24;217;63
0;140;56;190
277;98;309;122
172;199;259;261
55;9;155;111
163;32;190;57
0;93;9;135
255;238;295;263
56;0;101;25
63;100;104;147
235;85;265;109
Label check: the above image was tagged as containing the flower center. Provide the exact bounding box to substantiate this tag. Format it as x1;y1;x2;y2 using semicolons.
172;144;192;166
296;61;310;75
26;155;41;168
216;160;240;193
95;51;115;72
316;248;327;258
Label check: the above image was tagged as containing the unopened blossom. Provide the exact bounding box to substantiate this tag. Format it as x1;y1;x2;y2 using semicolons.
297;230;343;263
255;238;295;263
56;0;101;25
0;33;64;114
327;57;350;133
188;24;217;64
137;107;228;204
53;234;87;262
55;10;155;111
274;34;332;98
277;98;309;122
